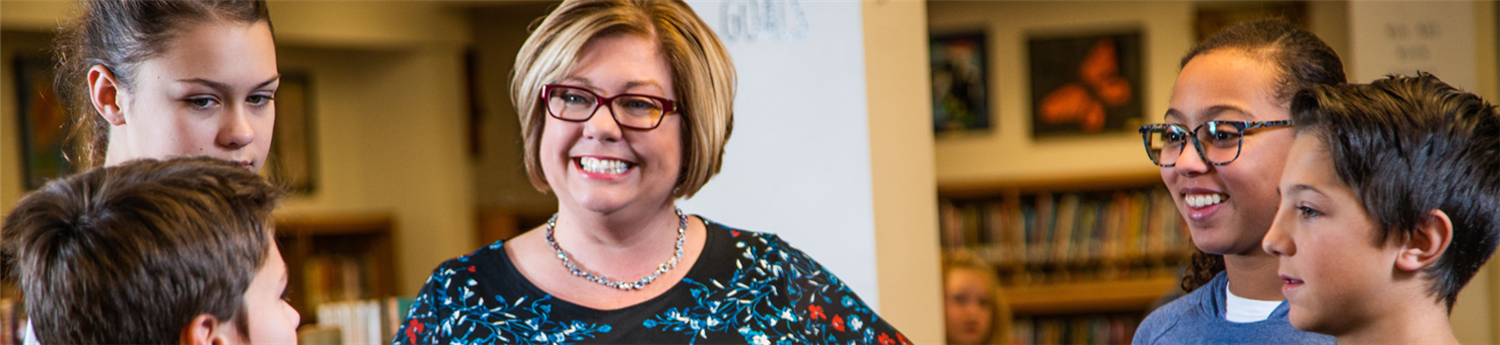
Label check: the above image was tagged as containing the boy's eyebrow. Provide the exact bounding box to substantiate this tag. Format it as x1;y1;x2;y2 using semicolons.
1288;183;1326;197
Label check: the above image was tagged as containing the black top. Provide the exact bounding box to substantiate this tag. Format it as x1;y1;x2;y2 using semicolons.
394;217;908;344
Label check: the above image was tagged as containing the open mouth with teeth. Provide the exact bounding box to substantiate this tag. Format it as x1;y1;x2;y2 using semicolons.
1185;193;1227;208
574;156;636;177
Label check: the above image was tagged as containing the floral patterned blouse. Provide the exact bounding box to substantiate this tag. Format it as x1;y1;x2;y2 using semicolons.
393;217;909;345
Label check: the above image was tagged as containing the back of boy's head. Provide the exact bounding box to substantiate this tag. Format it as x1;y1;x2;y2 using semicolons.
1;157;285;344
1289;72;1500;311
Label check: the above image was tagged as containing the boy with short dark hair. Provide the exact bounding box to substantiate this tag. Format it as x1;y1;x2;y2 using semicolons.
2;157;300;344
1262;72;1500;344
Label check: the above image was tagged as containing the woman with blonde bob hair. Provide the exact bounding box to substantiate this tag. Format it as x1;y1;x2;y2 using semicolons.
395;1;905;344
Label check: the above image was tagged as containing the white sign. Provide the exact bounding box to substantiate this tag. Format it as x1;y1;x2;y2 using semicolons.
1350;1;1477;90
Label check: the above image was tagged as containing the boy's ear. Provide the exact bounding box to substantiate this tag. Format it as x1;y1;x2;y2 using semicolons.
87;65;127;126
1395;209;1454;272
180;314;232;345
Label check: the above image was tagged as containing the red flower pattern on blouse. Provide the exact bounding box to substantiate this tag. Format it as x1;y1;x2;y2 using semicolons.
831;314;845;332
808;304;826;320
406;319;424;343
468;266;476;272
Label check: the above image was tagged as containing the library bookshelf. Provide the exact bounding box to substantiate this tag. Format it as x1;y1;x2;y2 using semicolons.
274;212;397;326
938;171;1194;344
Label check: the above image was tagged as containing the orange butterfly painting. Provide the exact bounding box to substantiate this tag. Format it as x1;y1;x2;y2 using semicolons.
1028;32;1143;137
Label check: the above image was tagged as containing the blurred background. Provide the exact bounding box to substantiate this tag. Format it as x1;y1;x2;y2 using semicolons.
1;1;1497;344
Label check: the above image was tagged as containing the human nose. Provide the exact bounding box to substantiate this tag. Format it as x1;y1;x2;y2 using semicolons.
582;102;623;142
287;302;301;325
1263;208;1295;256
1172;138;1211;176
218;106;255;150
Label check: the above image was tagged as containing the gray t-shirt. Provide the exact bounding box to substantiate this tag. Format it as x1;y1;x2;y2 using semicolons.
1132;272;1335;345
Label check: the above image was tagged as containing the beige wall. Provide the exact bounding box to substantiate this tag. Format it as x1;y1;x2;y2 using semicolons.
865;1;944;342
469;3;561;213
0;1;478;296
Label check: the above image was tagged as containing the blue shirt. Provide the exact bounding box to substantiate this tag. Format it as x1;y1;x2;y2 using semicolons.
1132;272;1334;345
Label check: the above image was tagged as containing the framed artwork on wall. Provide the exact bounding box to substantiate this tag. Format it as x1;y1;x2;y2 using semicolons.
14;55;74;190
1194;1;1308;42
930;32;991;134
262;73;318;194
1027;29;1144;138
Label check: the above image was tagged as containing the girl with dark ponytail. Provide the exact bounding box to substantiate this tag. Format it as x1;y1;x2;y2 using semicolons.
56;0;277;172
1133;19;1343;344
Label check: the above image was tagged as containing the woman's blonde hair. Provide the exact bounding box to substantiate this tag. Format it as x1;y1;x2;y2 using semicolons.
942;250;1012;345
511;0;735;199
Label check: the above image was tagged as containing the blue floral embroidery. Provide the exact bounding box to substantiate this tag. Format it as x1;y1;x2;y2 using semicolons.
396;247;612;345
641;229;890;344
394;221;906;345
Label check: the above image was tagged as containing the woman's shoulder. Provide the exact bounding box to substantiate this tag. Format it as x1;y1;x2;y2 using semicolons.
429;240;510;275
683;217;910;344
698;217;827;270
411;239;525;299
699;218;801;252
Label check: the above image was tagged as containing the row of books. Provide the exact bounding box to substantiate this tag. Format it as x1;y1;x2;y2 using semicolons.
940;186;1195;268
302;255;369;310
310;297;413;345
1010;313;1140;345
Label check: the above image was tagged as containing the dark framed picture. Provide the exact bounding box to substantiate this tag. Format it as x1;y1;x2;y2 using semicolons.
1195;2;1308;42
1028;30;1144;138
262;73;317;194
930;32;991;134
14;55;74;189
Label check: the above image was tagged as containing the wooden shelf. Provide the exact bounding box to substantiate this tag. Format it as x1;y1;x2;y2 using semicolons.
1004;277;1178;315
938;170;1162;199
273;212;397;326
276;213;394;236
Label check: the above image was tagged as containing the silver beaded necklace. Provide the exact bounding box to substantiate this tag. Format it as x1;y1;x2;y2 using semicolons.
544;208;687;291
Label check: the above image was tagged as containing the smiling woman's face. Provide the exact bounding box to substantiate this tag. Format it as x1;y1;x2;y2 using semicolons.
1162;50;1295;256
539;34;682;214
105;20;278;172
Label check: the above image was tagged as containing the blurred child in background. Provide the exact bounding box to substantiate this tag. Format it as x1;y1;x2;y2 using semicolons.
944;250;1012;345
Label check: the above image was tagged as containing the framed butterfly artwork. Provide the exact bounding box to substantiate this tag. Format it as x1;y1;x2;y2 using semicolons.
1027;29;1144;138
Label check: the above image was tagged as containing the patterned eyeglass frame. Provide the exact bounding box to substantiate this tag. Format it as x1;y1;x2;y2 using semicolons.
540;84;678;130
1137;120;1292;167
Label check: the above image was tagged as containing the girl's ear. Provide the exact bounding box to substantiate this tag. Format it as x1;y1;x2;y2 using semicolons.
180;314;233;345
88;65;127;126
1395;209;1454;272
